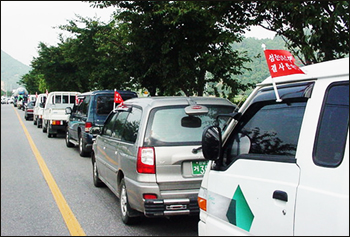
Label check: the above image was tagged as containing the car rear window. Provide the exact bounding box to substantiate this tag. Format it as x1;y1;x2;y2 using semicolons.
96;95;114;115
144;105;235;146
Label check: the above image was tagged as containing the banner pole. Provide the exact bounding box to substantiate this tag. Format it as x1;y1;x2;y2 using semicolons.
113;89;116;110
271;78;282;102
262;44;282;102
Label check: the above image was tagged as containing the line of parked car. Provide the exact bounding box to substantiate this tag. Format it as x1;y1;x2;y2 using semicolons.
14;57;349;236
16;88;238;225
1;96;14;104
8;57;349;237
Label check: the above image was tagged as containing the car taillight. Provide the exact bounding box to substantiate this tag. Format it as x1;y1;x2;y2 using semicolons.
85;122;92;132
52;120;61;125
137;147;155;174
143;194;157;199
28;109;33;112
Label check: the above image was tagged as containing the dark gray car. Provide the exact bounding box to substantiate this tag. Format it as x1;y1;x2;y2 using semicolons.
24;101;35;121
65;90;138;157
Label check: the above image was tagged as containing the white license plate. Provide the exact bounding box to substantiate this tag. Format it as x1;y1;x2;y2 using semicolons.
191;161;208;175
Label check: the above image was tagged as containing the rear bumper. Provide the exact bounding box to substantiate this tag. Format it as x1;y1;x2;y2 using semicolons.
124;177;200;217
49;122;67;134
144;198;199;217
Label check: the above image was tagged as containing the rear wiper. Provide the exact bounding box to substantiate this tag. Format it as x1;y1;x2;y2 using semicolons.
192;146;202;154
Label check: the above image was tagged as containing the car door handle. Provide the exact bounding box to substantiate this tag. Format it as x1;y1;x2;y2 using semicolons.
273;190;288;202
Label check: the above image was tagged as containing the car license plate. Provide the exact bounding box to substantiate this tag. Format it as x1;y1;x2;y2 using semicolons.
192;161;208;175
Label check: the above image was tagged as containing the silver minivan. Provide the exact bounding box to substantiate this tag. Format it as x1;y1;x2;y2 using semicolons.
91;96;237;224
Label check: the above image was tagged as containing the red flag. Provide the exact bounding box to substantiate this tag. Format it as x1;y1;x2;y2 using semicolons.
114;90;124;104
264;50;305;78
75;94;79;105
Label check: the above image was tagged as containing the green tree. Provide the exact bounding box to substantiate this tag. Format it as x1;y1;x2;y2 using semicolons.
252;1;349;64
19;70;47;94
57;15;136;91
88;1;253;97
29;42;81;91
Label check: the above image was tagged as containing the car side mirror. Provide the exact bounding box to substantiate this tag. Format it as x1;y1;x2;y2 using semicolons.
202;125;222;160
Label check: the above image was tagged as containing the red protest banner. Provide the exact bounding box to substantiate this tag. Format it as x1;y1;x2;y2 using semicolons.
114;90;124;104
264;49;305;78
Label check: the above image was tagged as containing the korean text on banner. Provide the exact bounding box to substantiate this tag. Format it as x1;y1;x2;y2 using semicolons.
264;50;305;78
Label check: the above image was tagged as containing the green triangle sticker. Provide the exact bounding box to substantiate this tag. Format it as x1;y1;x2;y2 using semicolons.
226;185;254;232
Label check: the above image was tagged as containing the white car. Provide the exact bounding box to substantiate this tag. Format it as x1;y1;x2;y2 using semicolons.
33;93;47;128
198;57;349;236
42;91;80;137
1;96;8;104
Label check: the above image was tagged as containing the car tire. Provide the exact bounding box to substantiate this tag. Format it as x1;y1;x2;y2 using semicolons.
47;125;52;138
34;117;37;125
119;179;141;225
42;121;47;133
65;130;74;147
92;155;104;187
79;132;89;157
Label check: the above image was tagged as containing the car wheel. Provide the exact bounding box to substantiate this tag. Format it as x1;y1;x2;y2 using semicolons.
92;155;104;187
33;118;37;125
47;125;51;138
119;179;141;225
24;115;28;121
42;121;47;133
65;130;74;147
79;132;89;157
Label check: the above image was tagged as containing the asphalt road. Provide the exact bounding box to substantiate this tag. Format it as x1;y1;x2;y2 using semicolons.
1;104;199;236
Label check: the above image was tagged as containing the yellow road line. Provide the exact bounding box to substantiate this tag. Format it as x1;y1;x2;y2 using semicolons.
13;107;86;236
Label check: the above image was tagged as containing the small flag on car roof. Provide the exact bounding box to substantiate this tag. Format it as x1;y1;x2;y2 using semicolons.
264;49;305;78
114;89;124;110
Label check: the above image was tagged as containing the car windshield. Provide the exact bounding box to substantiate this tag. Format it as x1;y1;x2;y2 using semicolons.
144;105;234;146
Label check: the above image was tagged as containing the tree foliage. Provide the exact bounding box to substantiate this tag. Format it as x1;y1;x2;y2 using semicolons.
252;1;349;64
20;1;349;99
89;1;254;96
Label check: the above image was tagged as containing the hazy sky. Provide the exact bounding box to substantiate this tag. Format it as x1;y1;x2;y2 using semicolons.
1;1;275;67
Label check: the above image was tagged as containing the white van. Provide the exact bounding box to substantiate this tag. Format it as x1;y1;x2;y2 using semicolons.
198;57;349;236
33;93;47;128
42;91;80;137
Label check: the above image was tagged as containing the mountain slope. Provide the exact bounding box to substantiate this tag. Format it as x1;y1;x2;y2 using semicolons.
1;50;31;92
